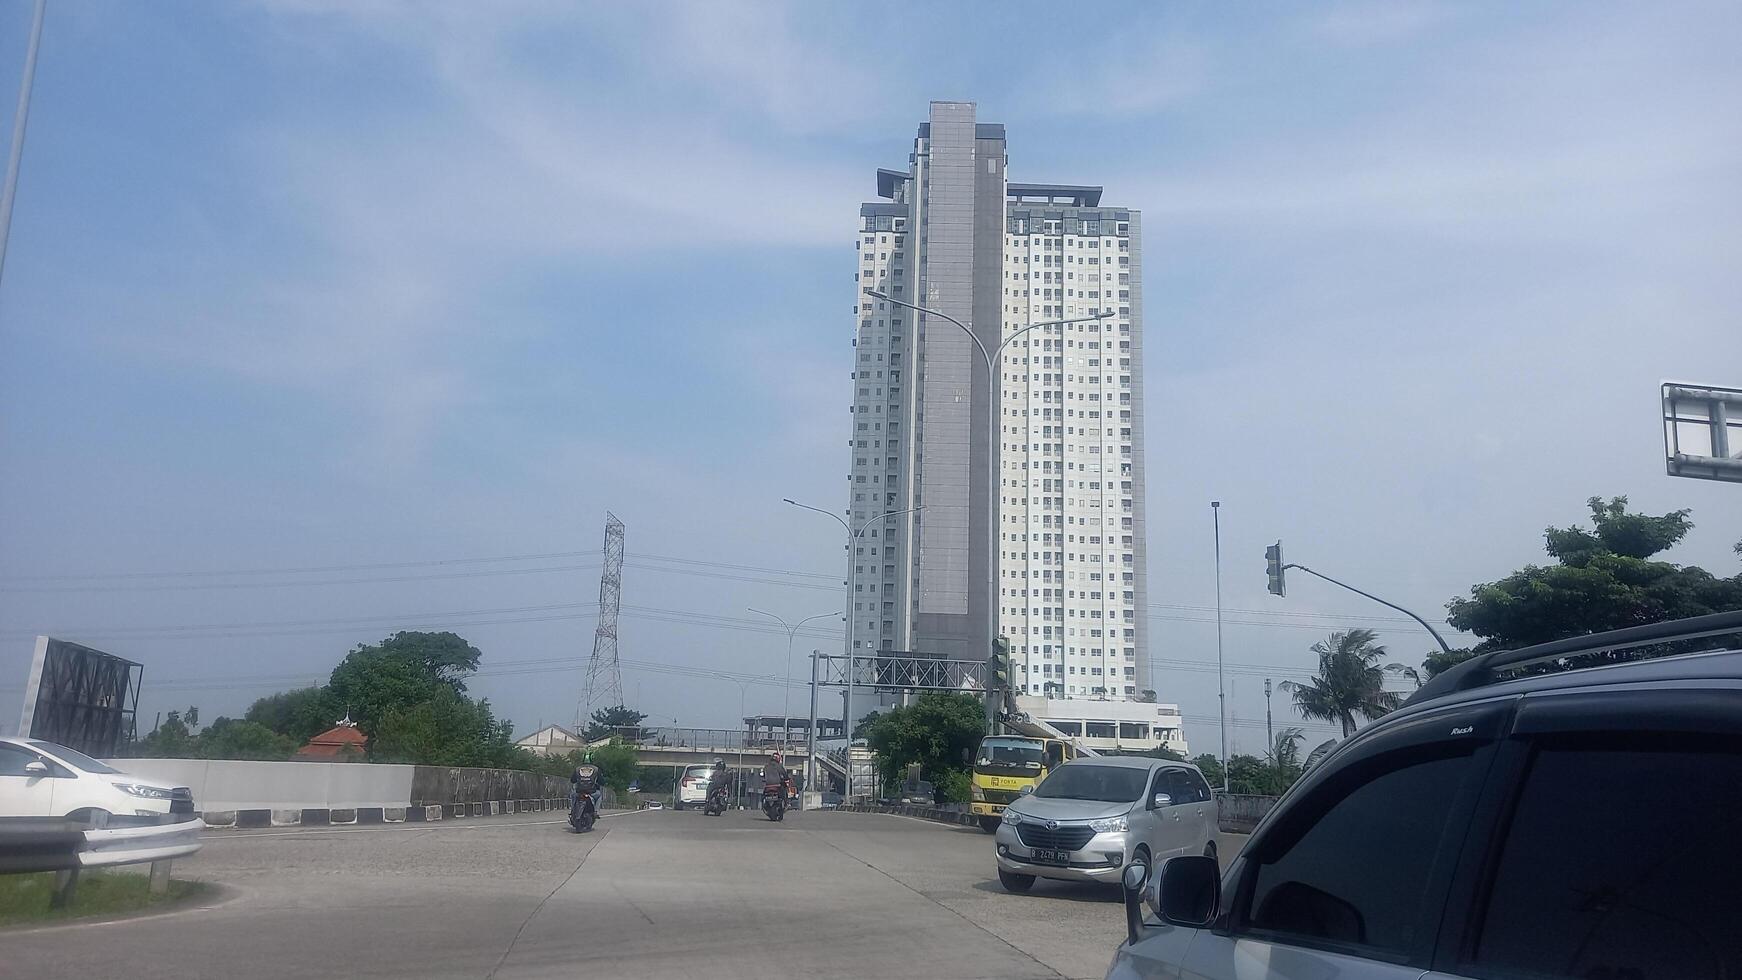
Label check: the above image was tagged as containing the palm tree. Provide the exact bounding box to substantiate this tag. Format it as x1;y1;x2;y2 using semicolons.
1280;629;1408;737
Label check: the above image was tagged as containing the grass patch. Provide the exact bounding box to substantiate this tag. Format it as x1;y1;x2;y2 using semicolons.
0;870;208;926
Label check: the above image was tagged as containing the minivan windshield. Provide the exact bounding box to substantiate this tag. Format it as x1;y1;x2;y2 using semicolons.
1033;764;1147;803
31;741;120;774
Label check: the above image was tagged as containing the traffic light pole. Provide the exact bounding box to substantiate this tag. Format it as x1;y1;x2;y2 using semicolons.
1283;563;1454;655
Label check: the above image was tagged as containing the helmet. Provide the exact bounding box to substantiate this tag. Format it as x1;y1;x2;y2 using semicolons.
712;757;726;766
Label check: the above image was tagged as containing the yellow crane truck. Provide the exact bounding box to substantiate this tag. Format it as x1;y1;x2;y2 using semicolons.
968;734;1076;833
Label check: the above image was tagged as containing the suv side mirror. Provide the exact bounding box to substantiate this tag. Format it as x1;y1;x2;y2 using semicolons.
1150;792;1172;809
23;760;48;776
1154;855;1220;928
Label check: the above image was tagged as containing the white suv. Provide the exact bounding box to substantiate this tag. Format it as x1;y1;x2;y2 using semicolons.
0;737;194;827
1110;611;1742;980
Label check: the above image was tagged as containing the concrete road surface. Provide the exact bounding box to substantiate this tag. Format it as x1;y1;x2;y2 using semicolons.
2;807;1245;980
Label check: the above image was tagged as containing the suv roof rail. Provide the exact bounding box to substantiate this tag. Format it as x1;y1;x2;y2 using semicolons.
1407;609;1742;705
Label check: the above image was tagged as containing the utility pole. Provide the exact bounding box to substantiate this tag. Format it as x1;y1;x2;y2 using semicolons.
0;0;48;291
1212;501;1227;791
806;650;821;799
1264;678;1274;754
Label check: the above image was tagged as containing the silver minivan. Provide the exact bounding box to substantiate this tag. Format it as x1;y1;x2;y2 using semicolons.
994;756;1216;893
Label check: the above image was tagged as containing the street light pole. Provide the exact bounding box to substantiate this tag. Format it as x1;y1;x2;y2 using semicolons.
0;0;48;291
747;608;838;756
782;498;923;800
1213;501;1227;792
712;674;748;810
864;288;1110;720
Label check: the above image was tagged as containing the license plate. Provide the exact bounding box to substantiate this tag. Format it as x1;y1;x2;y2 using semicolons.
1029;848;1070;866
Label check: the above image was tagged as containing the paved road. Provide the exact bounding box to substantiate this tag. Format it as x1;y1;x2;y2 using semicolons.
3;808;1244;980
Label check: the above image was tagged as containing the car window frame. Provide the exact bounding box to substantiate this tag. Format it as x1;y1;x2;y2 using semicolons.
1146;765;1171;806
1163;767;1196;804
1218;699;1514;969
0;742;43;777
1432;686;1742;978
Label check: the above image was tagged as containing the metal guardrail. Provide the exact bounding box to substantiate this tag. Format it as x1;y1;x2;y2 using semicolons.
79;818;204;868
0;818;204;908
603;726;809;752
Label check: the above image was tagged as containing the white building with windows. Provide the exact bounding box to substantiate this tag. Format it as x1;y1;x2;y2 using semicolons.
1015;696;1187;756
847;101;1152;708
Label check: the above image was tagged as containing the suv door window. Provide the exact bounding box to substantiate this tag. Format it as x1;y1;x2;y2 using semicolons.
1462;733;1742;979
1185;769;1212;803
1237;747;1479;960
1147;766;1172;804
1163;769;1197;804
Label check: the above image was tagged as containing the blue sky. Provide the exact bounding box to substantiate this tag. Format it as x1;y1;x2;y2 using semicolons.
1;0;1738;751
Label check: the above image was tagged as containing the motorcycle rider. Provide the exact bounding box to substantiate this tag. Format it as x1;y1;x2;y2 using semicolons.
762;751;790;812
570;753;602;820
705;757;731;809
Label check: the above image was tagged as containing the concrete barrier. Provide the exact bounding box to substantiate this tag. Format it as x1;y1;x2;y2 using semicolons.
105;758;571;828
1216;794;1280;833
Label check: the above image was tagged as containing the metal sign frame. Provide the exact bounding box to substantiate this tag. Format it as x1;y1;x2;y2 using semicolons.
18;637;142;757
1662;382;1742;483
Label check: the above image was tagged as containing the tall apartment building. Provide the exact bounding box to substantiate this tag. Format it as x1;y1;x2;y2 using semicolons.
848;102;1150;703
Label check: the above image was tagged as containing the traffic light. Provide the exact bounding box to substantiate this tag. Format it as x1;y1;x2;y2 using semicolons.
990;636;1011;690
1266;542;1286;597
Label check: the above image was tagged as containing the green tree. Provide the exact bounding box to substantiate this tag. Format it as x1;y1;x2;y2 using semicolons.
197;718;298;761
370;687;523;768
587;740;639;793
1258;727;1305;795
1191;753;1224;788
1437;496;1742;675
860;692;986;801
1281;629;1407;737
244;687;336;743
325;631;484;738
583;705;647;742
139;707;200;757
1225;754;1268;795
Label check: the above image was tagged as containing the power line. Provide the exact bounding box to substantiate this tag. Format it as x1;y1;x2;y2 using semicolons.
0;550;604;584
0;563;604;594
1150;601;1454;627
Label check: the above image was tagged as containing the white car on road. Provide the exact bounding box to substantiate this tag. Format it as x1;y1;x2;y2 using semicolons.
0;737;194;827
995;756;1216;893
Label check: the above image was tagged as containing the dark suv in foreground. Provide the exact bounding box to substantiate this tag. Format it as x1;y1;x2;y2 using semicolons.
1112;610;1742;980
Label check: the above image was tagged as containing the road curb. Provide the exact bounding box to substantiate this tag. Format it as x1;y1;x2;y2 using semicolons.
197;798;574;829
835;803;977;827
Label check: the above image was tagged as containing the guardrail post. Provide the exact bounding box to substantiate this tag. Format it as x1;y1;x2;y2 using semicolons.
149;859;172;896
50;868;79;909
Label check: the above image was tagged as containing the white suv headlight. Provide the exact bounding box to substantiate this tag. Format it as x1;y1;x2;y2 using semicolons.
113;783;172;800
1088;815;1128;833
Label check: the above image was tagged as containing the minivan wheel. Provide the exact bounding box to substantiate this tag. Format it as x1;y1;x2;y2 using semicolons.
998;869;1036;893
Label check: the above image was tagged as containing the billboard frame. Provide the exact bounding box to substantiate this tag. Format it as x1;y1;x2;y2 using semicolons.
18;636;142;757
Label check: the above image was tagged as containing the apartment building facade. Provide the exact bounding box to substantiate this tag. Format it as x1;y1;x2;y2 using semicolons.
848;101;1151;705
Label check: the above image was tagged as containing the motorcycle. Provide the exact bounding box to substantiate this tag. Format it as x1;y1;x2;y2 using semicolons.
761;782;785;822
569;791;598;833
703;784;728;817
